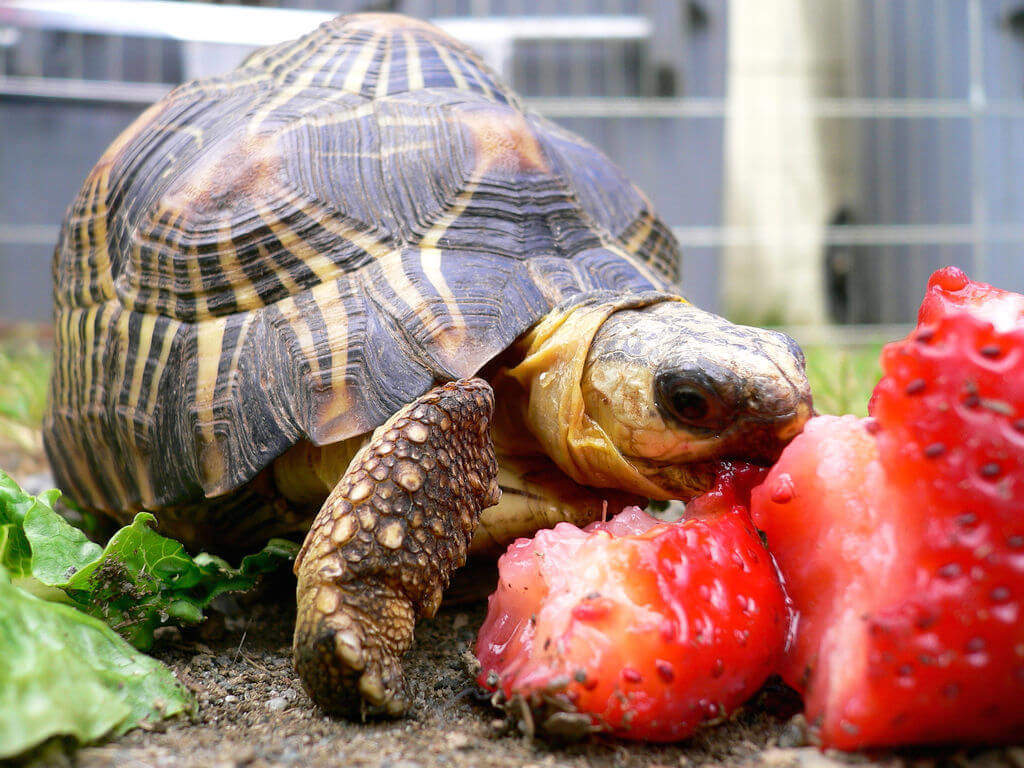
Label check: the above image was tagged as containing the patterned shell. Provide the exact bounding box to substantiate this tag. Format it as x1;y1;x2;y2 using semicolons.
44;13;680;515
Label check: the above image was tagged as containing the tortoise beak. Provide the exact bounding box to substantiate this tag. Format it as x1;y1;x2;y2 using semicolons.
774;400;814;444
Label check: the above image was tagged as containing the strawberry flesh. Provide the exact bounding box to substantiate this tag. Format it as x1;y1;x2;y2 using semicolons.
475;465;788;742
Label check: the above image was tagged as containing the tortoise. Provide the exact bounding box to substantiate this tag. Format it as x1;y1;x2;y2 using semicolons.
43;13;812;719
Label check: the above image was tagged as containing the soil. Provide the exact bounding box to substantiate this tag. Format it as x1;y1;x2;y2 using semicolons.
4;461;1022;768
12;570;1020;768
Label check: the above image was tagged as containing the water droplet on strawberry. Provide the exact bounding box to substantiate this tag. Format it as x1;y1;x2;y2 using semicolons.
934;265;969;291
770;473;795;504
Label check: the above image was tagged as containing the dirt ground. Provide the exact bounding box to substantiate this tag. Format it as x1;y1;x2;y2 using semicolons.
2;394;1021;767
10;567;1019;768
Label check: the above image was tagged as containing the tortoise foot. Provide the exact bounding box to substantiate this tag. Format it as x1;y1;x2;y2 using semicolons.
294;581;413;717
292;378;499;717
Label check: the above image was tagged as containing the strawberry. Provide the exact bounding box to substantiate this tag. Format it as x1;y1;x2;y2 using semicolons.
475;464;788;742
917;265;1024;329
752;268;1024;749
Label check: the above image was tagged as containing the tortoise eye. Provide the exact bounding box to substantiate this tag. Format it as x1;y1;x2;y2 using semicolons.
669;387;710;423
654;368;730;431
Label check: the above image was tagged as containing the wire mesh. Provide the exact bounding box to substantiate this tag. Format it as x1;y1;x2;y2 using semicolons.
1;0;1022;326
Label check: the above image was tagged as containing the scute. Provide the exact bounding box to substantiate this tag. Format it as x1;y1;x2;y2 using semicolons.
280;96;478;246
44;13;681;517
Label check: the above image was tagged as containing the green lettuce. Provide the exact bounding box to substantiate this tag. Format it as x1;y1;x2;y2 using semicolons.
0;568;193;759
0;471;298;649
0;470;300;757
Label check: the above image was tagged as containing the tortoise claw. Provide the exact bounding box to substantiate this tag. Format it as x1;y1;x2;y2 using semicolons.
293;582;411;718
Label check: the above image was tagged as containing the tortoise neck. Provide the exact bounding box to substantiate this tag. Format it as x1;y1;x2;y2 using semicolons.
488;293;684;499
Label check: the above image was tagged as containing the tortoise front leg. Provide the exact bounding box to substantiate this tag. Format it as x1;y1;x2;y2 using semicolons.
293;378;500;718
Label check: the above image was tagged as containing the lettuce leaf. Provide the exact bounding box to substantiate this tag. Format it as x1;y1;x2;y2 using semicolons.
1;471;298;649
0;475;62;580
0;470;300;758
0;568;193;759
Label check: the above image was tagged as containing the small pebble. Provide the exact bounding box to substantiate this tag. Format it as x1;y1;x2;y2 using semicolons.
224;694;239;704
446;732;470;750
266;696;288;712
777;714;810;748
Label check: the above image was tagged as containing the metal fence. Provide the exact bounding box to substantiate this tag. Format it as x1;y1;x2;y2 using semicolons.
1;0;1023;330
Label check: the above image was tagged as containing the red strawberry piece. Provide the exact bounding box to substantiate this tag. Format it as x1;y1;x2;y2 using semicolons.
918;265;1024;329
753;269;1024;749
475;465;788;742
752;416;912;745
870;295;1024;743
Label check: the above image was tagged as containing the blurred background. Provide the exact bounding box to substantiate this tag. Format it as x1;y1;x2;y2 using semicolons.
1;0;1023;474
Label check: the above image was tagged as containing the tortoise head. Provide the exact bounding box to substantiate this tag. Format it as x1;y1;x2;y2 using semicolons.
580;300;812;498
505;293;811;501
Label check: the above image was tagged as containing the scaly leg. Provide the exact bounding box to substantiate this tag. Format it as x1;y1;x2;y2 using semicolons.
293;379;500;718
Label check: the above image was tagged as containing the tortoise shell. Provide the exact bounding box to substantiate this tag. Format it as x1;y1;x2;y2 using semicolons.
43;13;681;515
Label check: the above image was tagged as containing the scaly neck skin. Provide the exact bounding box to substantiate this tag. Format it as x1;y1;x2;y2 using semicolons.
490;291;687;500
472;357;644;557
